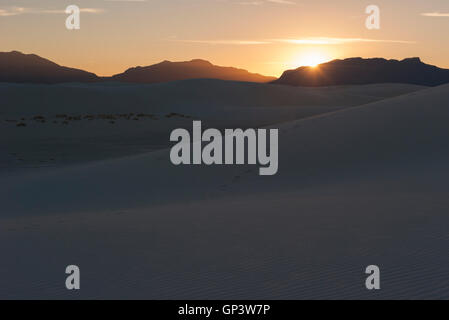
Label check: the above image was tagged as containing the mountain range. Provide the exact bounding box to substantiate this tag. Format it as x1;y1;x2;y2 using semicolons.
0;51;274;84
1;51;449;87
273;57;449;87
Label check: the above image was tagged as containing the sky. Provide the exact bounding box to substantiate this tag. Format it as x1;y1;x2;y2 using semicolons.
0;0;448;77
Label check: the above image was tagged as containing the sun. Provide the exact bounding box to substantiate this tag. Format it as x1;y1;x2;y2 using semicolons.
301;56;327;67
295;52;330;68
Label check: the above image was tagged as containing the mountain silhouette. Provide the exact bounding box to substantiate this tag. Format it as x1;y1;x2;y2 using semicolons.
111;59;276;83
273;57;449;87
0;51;99;83
0;52;275;84
2;52;449;87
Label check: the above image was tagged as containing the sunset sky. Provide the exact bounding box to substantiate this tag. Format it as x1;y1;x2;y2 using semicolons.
1;0;448;76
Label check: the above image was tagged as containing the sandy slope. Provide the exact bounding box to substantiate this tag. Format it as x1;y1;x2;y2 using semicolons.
0;80;423;172
0;80;424;114
1;82;448;299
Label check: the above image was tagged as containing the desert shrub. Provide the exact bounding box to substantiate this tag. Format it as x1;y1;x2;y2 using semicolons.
165;112;189;118
98;114;116;120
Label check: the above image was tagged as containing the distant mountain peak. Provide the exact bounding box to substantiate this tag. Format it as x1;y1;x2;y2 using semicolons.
188;59;213;65
401;57;422;63
112;59;275;84
0;51;98;84
0;50;58;67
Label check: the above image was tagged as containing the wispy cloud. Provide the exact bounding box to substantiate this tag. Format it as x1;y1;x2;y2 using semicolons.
174;37;416;46
237;0;296;5
43;8;104;14
0;7;104;17
104;0;147;2
421;12;449;17
276;37;416;44
0;7;25;17
266;0;296;4
174;39;271;45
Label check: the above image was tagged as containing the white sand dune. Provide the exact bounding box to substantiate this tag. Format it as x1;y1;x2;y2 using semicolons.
1;82;448;299
0;80;425;115
0;80;423;172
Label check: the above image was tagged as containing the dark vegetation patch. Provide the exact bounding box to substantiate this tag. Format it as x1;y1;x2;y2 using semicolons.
4;112;191;127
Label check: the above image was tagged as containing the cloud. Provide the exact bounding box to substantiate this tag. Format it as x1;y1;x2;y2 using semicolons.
104;0;147;2
0;7;104;17
266;0;296;4
43;8;104;14
237;0;296;5
174;39;271;45
173;37;415;46
79;9;105;14
276;37;416;45
421;12;449;17
0;7;26;16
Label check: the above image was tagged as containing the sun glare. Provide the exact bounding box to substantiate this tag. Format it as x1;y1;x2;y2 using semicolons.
296;52;330;68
